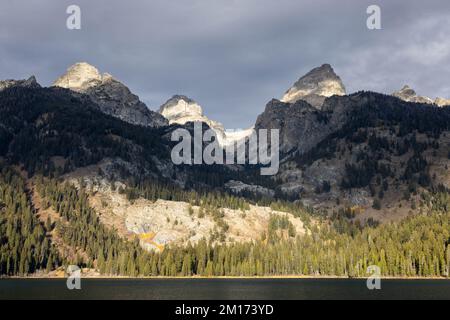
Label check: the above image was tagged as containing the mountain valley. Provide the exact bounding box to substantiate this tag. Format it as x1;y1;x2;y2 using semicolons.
1;62;449;278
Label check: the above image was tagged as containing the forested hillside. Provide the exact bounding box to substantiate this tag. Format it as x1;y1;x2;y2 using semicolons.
0;86;272;191
2;166;448;277
0;165;60;275
280;93;450;220
0;86;169;177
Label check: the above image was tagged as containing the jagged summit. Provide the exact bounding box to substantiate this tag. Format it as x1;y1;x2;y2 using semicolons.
53;62;104;91
53;62;167;128
159;95;204;124
0;76;40;91
163;94;197;106
392;85;434;104
159;95;253;146
281;64;346;108
159;95;228;143
392;85;449;107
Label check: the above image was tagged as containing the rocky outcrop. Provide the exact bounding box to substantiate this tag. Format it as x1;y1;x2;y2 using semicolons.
225;180;275;198
255;99;334;154
393;85;450;107
0;76;40;91
281;64;346;108
86;184;305;250
53;62;167;128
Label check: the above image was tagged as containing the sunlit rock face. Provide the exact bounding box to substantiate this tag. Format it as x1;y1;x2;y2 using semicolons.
392;85;434;104
392;85;450;107
281;64;346;109
53;62;167;128
159;95;252;147
159;95;205;125
435;97;450;107
53;62;102;91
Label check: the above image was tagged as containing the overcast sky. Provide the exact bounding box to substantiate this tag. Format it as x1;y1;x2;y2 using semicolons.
1;0;450;128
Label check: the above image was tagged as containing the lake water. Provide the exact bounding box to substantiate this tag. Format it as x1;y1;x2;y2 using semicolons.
1;278;449;300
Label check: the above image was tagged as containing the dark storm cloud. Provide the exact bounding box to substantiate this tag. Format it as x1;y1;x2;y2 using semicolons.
1;0;450;128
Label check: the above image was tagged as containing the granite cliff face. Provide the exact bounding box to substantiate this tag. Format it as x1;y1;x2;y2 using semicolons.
0;76;40;91
392;85;450;107
53;62;167;128
255;99;331;154
254;93;357;155
255;65;352;154
281;64;346;108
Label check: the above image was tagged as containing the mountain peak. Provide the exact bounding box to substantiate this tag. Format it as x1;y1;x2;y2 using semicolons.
396;85;416;96
27;75;38;83
316;63;333;71
392;85;434;104
53;62;105;91
158;95;254;147
281;64;346;108
159;95;204;124
70;61;99;72
53;62;167;127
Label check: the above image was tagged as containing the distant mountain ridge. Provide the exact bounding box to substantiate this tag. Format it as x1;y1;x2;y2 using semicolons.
5;61;448;135
392;85;450;107
0;76;40;91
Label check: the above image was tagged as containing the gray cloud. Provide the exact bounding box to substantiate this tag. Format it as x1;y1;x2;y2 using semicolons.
1;0;450;128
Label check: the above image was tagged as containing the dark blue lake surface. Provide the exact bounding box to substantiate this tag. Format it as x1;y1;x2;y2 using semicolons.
1;278;449;300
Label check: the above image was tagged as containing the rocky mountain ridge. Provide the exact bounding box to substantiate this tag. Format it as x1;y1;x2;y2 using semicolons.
393;85;450;107
0;76;40;91
53;62;167;128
